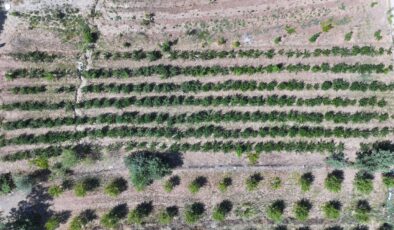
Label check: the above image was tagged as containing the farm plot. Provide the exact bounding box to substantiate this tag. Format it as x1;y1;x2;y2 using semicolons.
0;0;394;229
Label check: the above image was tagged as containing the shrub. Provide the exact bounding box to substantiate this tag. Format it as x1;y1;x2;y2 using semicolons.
101;204;128;228
128;201;153;225
104;177;127;197
184;202;205;224
274;36;282;44
322;200;341;220
158;206;178;224
246;173;263;191
299;172;314;192
285;25;296;34
218;176;232;192
309;32;321;43
374;30;382;41
217;37;226;45
354;171;374;194
163;175;180;192
326;152;349;168
266;200;285;223
247;152;260;165
271;177;282;190
48;185;64;198
188;176;207;194
124;152;172;191
235;202;258;220
0;173;14;195
293;199;312;221
382;172;394;188
232;40;241;48
212;200;233;221
29;156;49;169
74;177;100;197
324;170;344;193
44;216;60;230
379;223;393;230
69;209;96;230
355;149;394;172
81;22;95;45
60;149;79;169
354;200;371;223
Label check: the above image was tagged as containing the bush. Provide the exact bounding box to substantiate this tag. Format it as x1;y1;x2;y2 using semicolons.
355;149;394;172
345;31;353;41
29;156;49;169
218;176;232;192
212;200;233;221
124;152;172;191
374;30;382;41
163;175;180;192
299;172;314;192
324;170;344;193
184;202;205;224
74;177;100;197
188;176;207;194
379;223;393;230
267;200;285;223
104;177;128;197
309;32;321;43
246;173;263;191
232;40;241;48
271;177;282;190
44;216;60;230
60;149;79;169
48;185;64;198
101;204;128;228
128;201;153;225
354;200;371;223
158;206;178;224
293;199;312;221
69;210;96;230
354;171;374;194
322;200;342;219
382;172;394;188
0;173;14;195
326;152;349;168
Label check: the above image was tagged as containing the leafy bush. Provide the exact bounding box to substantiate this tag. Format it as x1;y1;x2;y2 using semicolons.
267;200;285;223
324;170;344;193
218;176;232;192
309;32;321;43
293;199;312;221
184;202;205;224
124;152;172;191
322;200;342;219
0;173;14;195
48;185;64;198
285;25;296;34
354;171;374;194
69;210;96;230
60;149;79;169
299;172;314;192
374;30;382;41
246;173;263;191
212;200;233;222
44;216;60;230
163;175;180;192
271;177;282;190
158;206;178;224
382;172;394;188
354;200;371;223
74;177;100;197
128;201;153;225
101;204;128;228
104;177;128;197
232;40;241;48
30;156;49;169
188;176;207;194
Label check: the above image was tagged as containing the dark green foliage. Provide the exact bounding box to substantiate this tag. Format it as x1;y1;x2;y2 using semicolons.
382;172;394;188
293;199;312;221
212;200;233;221
128;201;153;225
163;175;180;192
158;206;178;224
184;202;205;224
322;200;341;219
374;30;383;41
74;177;100;197
379;223;393;230
11;51;59;62
101;204;128;228
309;32;321;43
324;170;344;193
218;176;232;192
266;200;285;223
124;152;172;191
355;149;394;172
345;31;353;41
44;216;60;230
354;171;374;194
69;209;96;230
104;177;128;197
325;226;343;230
299;172;314;192
48;185;64;198
246;173;263;191
326;152;349;168
354;200;371;223
188;176;207;194
352;225;369;230
81;22;95;45
0;173;15;195
11;85;46;94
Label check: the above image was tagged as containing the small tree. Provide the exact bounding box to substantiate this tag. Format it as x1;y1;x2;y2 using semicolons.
354;200;371;223
355;149;394;172
69;210;96;230
101;204;128;228
299;172;314;192
128;201;153;225
245;173;263;191
382;172;394;188
184;202;205;224
60;149;79;169
293;199;312;221
232;40;241;48
322;200;341;220
324;170;344;193
267;200;285;223
30;156;49;169
104;177;128;197
48;185;64;198
218;176;232;192
163;175;180;192
0;173;14;195
74;177;100;197
44;216;60;230
354;171;374;194
158;206;178;224
188;176;207;194
212;200;233;222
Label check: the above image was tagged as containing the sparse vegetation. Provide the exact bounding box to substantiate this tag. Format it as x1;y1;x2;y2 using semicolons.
218;176;232;192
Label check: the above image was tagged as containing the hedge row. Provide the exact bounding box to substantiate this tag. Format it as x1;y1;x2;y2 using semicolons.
94;46;391;61
82;79;394;94
5;69;74;80
82;63;392;79
0;126;350;146
2;146;64;162
4;110;388;131
11;51;60;62
10;85;47;94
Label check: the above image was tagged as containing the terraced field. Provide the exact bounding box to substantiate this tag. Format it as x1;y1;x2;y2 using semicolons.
0;0;394;229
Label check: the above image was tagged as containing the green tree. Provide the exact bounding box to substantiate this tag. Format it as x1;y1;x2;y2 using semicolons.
44;216;60;230
74;177;100;197
184;202;205;224
324;170;344;193
267;200;285;223
101;204;128;228
293;199;312;221
218;176;232;192
382;172;394;188
212;200;233;222
104;177;128;197
322;200;341;219
158;206;178;224
354;171;374;194
245;173;263;191
188;176;207;194
299;172;314;192
163;175;180;192
354;200;371;223
128;201;153;225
